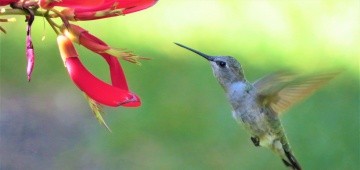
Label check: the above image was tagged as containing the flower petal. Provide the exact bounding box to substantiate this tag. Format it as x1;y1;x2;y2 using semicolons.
100;53;141;107
39;0;104;9
120;0;158;14
57;35;140;107
66;56;141;107
64;25;141;107
61;7;123;21
65;24;110;52
101;53;129;90
61;0;158;20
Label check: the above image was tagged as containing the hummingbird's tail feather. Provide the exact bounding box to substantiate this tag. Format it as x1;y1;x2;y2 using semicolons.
282;149;302;170
268;135;302;170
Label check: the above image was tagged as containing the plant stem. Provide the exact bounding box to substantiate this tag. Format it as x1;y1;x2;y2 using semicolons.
46;17;60;35
0;9;57;18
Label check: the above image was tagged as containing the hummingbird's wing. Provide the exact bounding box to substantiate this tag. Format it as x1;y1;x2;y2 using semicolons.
254;71;340;115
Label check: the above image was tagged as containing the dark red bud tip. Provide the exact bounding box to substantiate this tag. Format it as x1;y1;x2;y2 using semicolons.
121;93;141;107
0;0;19;6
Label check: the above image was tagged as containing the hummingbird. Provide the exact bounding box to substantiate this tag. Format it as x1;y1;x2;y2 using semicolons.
175;43;340;170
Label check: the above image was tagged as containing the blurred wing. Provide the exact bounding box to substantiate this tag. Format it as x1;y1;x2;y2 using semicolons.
253;71;296;92
254;71;340;115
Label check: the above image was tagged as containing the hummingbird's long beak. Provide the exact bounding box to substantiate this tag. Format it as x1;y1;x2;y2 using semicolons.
174;43;214;61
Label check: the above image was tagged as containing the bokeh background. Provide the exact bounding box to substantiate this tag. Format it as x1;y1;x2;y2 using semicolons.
1;0;359;169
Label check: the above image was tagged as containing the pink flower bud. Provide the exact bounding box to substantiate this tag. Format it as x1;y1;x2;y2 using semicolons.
25;25;35;81
26;36;35;81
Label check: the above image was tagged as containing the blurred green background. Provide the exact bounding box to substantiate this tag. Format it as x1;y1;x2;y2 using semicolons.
1;0;359;169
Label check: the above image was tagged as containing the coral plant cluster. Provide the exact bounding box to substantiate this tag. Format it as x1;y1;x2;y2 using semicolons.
0;0;158;131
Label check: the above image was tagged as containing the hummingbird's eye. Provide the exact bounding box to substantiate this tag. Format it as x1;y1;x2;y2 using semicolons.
217;61;227;68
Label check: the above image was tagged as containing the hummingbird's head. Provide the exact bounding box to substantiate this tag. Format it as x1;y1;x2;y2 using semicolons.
175;43;245;89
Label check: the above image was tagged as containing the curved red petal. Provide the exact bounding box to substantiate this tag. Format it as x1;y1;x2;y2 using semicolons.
57;35;140;107
40;0;104;9
79;32;110;52
69;0;158;20
74;0;158;13
117;0;158;8
66;24;109;52
100;53;140;107
121;0;158;14
66;24;129;90
100;53;129;90
73;0;117;12
65;57;140;107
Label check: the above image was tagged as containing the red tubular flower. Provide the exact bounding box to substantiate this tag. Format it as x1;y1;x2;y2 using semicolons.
0;0;19;6
60;0;158;20
62;24;141;107
39;0;104;9
63;24;144;64
56;35;140;107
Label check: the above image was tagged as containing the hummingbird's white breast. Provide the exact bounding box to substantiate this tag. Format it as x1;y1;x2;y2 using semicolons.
227;81;253;110
227;81;269;136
